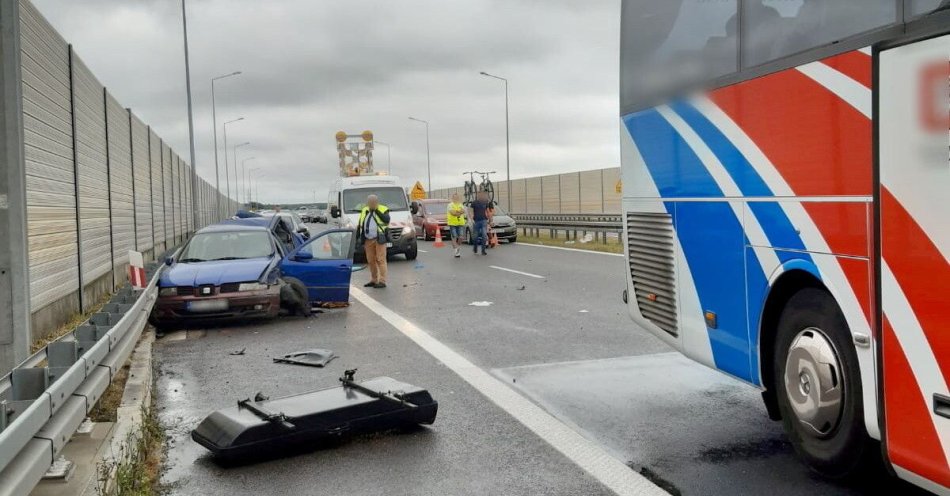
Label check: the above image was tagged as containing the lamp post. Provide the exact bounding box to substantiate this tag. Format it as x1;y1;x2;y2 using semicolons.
241;157;256;205
210;71;241;215
233;142;250;206
373;140;392;174
180;0;198;228
248;167;259;208
479;71;510;210
408;117;430;193
222;117;243;209
252;171;265;206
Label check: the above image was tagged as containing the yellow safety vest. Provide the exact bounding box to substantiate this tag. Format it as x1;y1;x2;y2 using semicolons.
446;202;466;226
358;205;389;236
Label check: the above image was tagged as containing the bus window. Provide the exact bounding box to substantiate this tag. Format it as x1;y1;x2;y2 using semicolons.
741;0;897;68
907;0;946;18
620;0;737;111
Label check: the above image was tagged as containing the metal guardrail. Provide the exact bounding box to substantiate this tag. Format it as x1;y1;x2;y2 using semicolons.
510;213;622;243
0;260;163;496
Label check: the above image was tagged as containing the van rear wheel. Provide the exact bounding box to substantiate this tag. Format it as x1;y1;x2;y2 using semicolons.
773;288;873;478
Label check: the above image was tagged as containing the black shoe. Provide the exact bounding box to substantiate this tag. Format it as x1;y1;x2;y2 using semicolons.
364;281;376;287
473;246;478;253
481;250;487;255
374;282;387;288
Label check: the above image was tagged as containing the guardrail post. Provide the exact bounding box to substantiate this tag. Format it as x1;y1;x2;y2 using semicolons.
0;0;31;377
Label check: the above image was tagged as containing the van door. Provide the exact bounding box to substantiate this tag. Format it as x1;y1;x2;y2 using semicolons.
878;32;950;490
280;229;356;303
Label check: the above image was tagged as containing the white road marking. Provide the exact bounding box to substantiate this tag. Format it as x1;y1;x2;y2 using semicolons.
516;242;624;257
351;287;667;496
489;265;545;279
418;249;428;253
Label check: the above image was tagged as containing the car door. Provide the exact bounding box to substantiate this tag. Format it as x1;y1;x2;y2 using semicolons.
280;229;356;303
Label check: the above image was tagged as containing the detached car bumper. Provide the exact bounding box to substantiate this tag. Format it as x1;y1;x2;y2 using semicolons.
151;287;281;327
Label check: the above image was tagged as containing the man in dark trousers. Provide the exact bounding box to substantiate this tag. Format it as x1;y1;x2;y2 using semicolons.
357;194;391;288
468;191;494;256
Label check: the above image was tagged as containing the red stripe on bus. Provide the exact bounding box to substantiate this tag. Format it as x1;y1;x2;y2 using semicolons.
822;51;872;89
881;187;950;385
883;318;950;487
710;70;873;319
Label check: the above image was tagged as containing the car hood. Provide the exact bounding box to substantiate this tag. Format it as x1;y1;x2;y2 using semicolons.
493;214;514;225
160;258;271;287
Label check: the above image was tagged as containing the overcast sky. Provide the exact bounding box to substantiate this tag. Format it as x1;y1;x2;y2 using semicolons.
32;0;621;204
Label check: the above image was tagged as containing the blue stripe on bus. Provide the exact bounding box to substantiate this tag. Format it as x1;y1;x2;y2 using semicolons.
624;108;763;383
669;101;821;384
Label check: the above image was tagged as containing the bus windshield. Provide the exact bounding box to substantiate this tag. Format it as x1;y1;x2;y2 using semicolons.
342;187;409;213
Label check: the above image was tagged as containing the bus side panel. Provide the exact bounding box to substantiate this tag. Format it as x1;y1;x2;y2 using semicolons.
878;34;950;489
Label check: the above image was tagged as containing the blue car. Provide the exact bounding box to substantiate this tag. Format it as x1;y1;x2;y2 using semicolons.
152;222;356;328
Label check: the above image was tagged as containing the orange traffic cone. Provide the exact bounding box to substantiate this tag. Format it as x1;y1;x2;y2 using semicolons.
433;226;445;248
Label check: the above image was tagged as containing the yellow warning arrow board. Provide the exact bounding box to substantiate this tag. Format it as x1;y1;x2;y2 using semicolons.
615;179;622;194
410;181;426;200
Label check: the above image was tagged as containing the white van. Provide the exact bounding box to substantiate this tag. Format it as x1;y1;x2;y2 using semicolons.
328;175;419;261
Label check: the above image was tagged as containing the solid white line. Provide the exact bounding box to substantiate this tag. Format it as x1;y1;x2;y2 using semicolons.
418;249;428;253
489;265;545;279
515;242;625;257
350;287;667;496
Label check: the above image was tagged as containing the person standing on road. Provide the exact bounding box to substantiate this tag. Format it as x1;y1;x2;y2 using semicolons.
357;195;391;288
468;191;494;256
447;193;467;258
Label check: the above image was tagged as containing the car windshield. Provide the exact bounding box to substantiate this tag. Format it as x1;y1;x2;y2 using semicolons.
177;231;273;262
426;202;449;215
342;187;409;213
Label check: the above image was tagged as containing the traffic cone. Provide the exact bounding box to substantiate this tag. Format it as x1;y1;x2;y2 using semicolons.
433;226;445;248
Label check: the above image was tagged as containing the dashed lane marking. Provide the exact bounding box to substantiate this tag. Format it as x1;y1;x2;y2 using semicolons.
489;265;545;279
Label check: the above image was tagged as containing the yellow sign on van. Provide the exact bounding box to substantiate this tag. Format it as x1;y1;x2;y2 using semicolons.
410;181;426;200
615;179;622;194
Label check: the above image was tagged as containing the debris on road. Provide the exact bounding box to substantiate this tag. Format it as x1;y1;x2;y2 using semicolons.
516;285;526;291
191;370;439;462
468;301;493;307
272;349;337;367
579;233;594;243
229;348;247;356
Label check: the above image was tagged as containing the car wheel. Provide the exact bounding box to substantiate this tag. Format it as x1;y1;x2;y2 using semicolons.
405;242;418;260
774;287;873;478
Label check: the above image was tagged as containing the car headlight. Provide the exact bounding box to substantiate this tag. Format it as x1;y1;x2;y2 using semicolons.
159;287;177;296
238;282;269;291
402;226;413;234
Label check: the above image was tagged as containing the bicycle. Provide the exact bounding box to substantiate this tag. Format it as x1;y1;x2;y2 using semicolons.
462;170;496;205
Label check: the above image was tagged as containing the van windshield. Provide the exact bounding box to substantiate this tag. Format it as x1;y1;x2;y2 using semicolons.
342;187;409;213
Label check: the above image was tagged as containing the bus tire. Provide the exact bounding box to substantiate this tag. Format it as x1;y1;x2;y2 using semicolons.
773;287;872;479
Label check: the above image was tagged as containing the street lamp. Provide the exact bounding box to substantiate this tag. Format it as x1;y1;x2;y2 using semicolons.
480;71;510;211
252;170;265;206
211;71;241;214
222;117;243;208
180;0;198;228
241;157;256;205
248;167;259;208
408;117;430;193
233;142;250;205
373;140;392;174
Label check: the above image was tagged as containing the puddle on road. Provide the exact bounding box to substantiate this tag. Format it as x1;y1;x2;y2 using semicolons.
697;436;792;464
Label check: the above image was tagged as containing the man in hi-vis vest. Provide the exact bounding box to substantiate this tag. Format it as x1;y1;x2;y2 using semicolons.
357;195;391;288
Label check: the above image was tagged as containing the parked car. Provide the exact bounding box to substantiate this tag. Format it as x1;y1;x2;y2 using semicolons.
296;206;312;223
152;223;356;329
263;211;310;240
412;199;451;241
313;209;328;224
465;206;517;244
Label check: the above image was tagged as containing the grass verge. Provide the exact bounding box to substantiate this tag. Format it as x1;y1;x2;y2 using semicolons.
30;291;113;354
89;363;131;423
516;233;623;254
100;398;165;495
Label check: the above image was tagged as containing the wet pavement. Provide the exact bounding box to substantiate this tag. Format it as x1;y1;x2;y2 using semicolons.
152;226;930;495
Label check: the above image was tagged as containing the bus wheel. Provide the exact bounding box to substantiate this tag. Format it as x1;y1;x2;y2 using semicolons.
774;288;871;479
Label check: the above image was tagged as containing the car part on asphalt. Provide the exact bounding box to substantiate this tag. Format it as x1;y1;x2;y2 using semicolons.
229;348;247;356
272;349;337;367
190;371;438;462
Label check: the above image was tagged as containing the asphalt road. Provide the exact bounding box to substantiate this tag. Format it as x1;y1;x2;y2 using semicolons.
153;227;928;496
